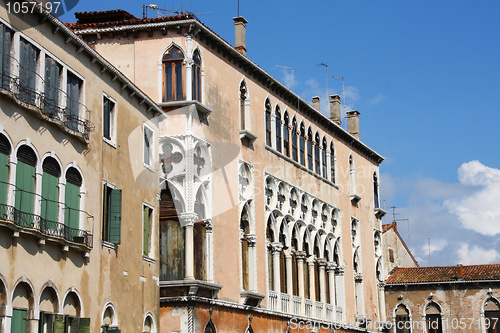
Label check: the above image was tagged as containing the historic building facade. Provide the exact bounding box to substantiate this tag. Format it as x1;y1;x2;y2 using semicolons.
0;4;161;332
67;9;389;333
382;223;419;275
385;264;500;333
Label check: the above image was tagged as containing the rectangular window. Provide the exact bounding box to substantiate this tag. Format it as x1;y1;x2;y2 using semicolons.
102;183;122;245
66;72;82;131
44;56;61;117
20;38;39;105
143;124;154;168
143;204;153;257
0;23;12;89
103;95;116;143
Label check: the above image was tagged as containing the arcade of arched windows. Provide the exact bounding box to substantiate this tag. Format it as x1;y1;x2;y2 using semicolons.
264;173;345;321
263;100;338;185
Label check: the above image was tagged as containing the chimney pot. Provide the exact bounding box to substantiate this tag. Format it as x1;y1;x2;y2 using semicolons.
346;110;361;139
329;94;341;125
233;17;248;56
312;96;320;112
456;264;464;280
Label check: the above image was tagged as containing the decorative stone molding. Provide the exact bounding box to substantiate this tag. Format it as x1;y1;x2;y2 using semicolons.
354;272;363;281
246;234;257;246
316;258;327;267
335;266;345;275
204;219;213;231
295;251;307;260
326;262;337;272
271;242;283;253
180;213;198;227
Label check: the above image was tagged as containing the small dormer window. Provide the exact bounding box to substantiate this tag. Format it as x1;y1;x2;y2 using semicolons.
163;46;184;101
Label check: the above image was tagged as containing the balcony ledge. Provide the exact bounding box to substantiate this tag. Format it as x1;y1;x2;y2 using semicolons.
350;193;362;204
374;208;387;219
158;100;213;120
240;290;265;307
239;130;258;144
159;279;222;299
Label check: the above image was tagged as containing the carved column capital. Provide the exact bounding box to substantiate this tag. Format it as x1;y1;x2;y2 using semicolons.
204;219;213;231
326;262;337;272
335;266;345;275
295;251;306;260
354;272;363;282
179;213;198;227
246;234;257;246
271;242;283;253
316;258;327;267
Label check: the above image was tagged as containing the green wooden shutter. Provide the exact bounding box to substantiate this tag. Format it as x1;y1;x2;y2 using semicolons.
41;172;59;224
69;317;80;333
108;189;122;245
143;206;149;256
53;314;65;333
11;309;27;333
15;161;35;217
78;318;90;333
46;313;55;333
64;182;80;230
0;152;8;206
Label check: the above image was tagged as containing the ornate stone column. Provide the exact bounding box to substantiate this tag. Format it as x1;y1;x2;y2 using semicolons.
205;219;214;282
271;242;283;294
180;213;197;280
326;262;337;308
317;259;327;305
246;234;257;291
285;250;293;297
378;282;387;321
335;266;346;321
296;251;306;314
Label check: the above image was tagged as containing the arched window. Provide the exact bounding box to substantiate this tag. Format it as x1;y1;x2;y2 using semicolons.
41;157;61;226
330;143;336;183
15;145;37;220
65;167;82;231
204;319;216;333
279;224;287;294
275;107;282;153
162;46;184;101
425;302;443;333
291;118;298;162
307;129;313;171
101;303;118;332
144;314;156;333
63;291;83;331
373;173;380;209
349;156;356;195
291;229;299;296
12;282;34;333
299;123;305;166
283;112;290;157
192;50;201;102
39;286;59;333
303;233;310;300
240;207;250;291
321;138;327;178
484;298;500;333
239;81;248;130
395;304;411;333
265;100;272;147
266;219;275;291
314;133;320;174
0;134;11;206
314;241;321;301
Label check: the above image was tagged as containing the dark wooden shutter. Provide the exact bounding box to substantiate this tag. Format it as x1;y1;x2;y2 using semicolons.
108;189;122;245
103;97;110;140
54;314;65;333
78;318;90;333
66;167;82;186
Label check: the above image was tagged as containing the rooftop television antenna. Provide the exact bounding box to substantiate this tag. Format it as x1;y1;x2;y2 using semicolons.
142;4;211;19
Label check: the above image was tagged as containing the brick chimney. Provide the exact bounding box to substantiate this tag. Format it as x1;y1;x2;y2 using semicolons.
456;264;464;280
346;110;361;139
233;17;248;56
312;96;320;112
329;95;341;125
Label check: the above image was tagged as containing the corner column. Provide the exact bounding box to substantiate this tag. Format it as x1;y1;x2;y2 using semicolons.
246;234;257;291
180;213;197;280
295;251;306;314
326;262;337;308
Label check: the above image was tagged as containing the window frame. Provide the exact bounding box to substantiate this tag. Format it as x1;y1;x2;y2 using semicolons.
275;107;281;153
143;123;154;171
142;203;154;259
101;181;122;246
162;46;185;102
102;93;117;147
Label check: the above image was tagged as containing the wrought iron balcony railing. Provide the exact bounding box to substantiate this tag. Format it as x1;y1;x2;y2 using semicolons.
0;53;94;140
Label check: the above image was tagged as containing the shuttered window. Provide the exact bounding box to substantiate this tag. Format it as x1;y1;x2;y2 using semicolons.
41;157;60;225
66;73;82;131
20;38;38;105
0;134;10;206
15;146;36;220
162;46;184;101
102;184;122;245
65;167;82;230
143;205;152;256
103;95;115;141
44;56;61;117
0;23;11;89
11;309;27;333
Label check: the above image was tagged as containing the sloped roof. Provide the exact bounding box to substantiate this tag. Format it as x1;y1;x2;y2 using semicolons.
386;264;500;285
382;223;419;267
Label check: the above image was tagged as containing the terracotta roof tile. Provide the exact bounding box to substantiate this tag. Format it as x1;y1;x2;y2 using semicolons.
382;223;396;233
386;264;500;284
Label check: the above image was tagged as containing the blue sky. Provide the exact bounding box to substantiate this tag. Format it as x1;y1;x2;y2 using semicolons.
60;1;500;267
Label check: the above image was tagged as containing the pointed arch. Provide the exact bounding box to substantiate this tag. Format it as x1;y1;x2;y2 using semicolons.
424;301;443;333
299;121;306;166
275;105;282;153
192;48;202;102
239;78;249;131
283;110;290;157
314;131;320;174
291;116;298;162
204;318;217;333
307;127;313;171
265;98;272;147
330;141;336;183
162;44;185;101
143;312;157;333
393;303;412;333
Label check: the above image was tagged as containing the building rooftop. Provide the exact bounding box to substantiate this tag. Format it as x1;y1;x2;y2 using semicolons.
382;222;419;268
386;264;500;285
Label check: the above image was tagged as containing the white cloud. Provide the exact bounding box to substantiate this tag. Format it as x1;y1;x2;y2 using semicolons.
444;161;500;236
368;94;386;106
457;244;500;265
